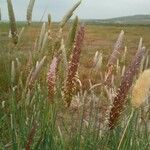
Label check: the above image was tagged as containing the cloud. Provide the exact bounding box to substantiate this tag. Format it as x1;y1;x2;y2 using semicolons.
1;0;150;21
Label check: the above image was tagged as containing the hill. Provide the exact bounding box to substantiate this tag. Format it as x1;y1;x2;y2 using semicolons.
83;15;150;25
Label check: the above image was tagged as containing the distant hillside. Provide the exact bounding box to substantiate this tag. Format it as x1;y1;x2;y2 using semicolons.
83;15;150;25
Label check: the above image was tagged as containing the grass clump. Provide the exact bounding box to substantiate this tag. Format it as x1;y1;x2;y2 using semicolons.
0;0;150;150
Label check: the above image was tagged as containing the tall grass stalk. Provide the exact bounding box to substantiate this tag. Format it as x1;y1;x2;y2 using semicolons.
48;14;51;28
117;108;134;150
11;60;15;85
64;25;85;107
60;39;68;78
28;56;46;89
47;56;59;102
109;46;145;129
117;68;150;149
131;69;150;108
7;0;18;44
105;30;124;85
60;1;81;28
38;22;46;51
27;0;36;25
66;16;78;58
41;32;48;52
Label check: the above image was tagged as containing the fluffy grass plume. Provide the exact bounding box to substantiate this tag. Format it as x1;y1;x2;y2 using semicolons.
47;57;59;102
132;69;150;108
38;22;46;51
93;52;103;69
109;46;146;129
105;30;124;85
41;32;48;52
60;1;81;28
27;0;36;25
60;39;68;77
66;16;78;58
7;0;18;44
64;25;85;107
138;37;143;52
28;56;46;89
108;30;124;66
52;28;63;55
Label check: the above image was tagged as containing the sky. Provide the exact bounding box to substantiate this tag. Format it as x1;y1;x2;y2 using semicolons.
1;0;150;21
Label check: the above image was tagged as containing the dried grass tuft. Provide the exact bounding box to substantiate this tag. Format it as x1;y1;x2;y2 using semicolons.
64;25;85;107
131;69;150;108
109;46;146;129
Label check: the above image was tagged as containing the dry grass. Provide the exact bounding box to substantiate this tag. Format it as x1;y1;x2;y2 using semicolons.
0;21;150;149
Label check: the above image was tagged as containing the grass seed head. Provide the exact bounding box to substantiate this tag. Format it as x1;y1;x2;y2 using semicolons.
38;22;46;51
60;1;81;28
7;0;18;44
28;56;46;89
105;30;124;86
109;46;146;129
132;69;150;108
47;57;59;102
66;16;78;58
108;30;124;66
27;0;36;25
64;25;85;107
41;32;48;52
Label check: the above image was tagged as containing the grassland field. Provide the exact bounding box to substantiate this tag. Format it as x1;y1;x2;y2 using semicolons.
1;22;150;92
0;21;150;149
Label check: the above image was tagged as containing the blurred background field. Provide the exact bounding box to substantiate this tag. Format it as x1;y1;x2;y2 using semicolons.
1;1;150;149
1;22;150;92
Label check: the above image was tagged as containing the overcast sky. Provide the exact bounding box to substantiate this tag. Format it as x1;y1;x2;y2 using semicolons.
1;0;150;21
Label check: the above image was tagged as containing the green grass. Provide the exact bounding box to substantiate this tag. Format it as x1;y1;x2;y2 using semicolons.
0;22;150;149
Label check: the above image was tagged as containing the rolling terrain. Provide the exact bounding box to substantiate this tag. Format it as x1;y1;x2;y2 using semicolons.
83;15;150;25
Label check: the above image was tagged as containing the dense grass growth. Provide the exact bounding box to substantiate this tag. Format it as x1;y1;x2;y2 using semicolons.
0;21;150;150
0;1;150;149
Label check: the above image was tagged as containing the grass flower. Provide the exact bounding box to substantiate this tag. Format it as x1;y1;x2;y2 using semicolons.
105;30;124;85
109;46;146;129
28;56;46;89
41;32;48;52
60;1;81;28
60;39;68;78
7;0;18;44
108;30;124;66
66;16;78;58
131;69;150;108
64;25;85;107
27;0;36;25
38;22;46;51
47;57;59;102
